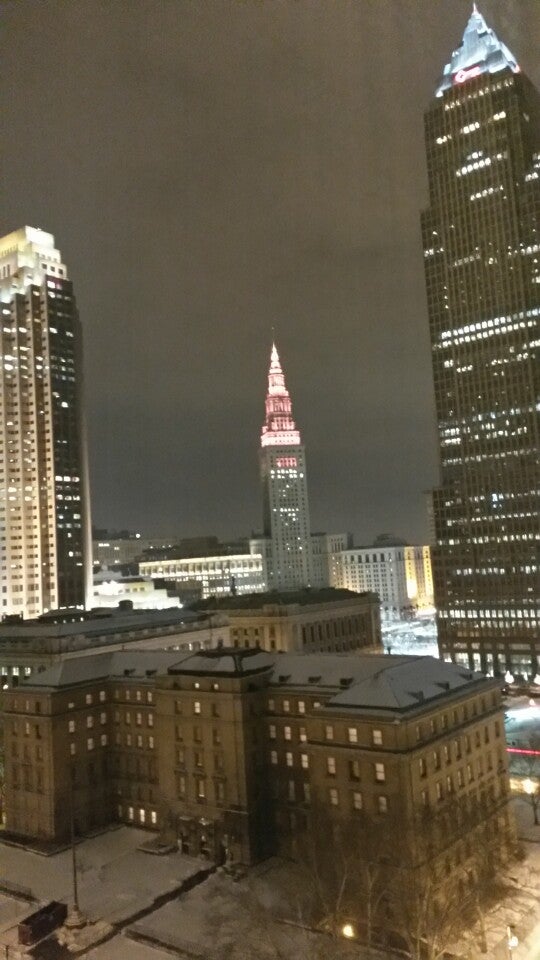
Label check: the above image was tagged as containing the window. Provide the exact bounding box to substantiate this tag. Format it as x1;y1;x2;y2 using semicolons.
194;751;204;768
436;782;443;802
99;690;106;702
419;757;426;778
194;701;201;715
87;737;94;751
378;795;388;814
126;733;132;747
128;806;134;821
298;701;305;714
433;750;441;771
352;791;363;810
348;727;358;744
303;783;311;803
349;759;360;781
329;787;339;806
196;778;206;799
372;729;382;746
286;752;293;767
136;712;142;726
268;698;275;711
85;693;93;706
269;724;276;740
299;726;307;743
284;726;292;741
327;756;336;776
86;715;94;729
125;712;131;725
467;763;474;783
147;691;153;704
70;742;76;756
457;769;464;788
421;789;428;807
68;720;75;733
148;714;154;727
288;780;296;801
270;750;278;765
136;690;142;702
137;735;143;748
446;775;453;794
283;699;290;713
151;810;157;825
212;728;221;745
325;725;334;741
101;733;108;746
100;712;107;725
177;775;186;797
444;745;450;764
415;724;421;742
375;762;385;782
301;753;309;769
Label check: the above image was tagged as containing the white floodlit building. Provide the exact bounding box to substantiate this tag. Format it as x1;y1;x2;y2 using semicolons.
139;554;265;599
334;543;434;621
0;227;91;617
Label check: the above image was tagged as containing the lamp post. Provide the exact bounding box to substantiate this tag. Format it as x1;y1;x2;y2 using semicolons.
506;925;518;960
65;766;86;929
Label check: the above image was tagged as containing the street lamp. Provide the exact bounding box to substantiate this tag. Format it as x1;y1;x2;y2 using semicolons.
341;923;355;939
506;925;518;960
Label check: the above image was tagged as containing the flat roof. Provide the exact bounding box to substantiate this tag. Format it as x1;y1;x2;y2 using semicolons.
193;588;376;611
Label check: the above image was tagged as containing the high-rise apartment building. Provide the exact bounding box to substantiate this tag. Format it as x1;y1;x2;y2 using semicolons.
258;344;313;590
0;227;91;617
422;10;539;677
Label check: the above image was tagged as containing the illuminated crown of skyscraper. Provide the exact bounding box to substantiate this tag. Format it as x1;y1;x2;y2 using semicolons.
435;5;519;97
261;342;301;448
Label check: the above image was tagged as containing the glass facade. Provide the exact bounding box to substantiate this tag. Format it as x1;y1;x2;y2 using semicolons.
422;13;540;676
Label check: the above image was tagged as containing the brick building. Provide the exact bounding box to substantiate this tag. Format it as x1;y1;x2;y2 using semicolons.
2;648;513;895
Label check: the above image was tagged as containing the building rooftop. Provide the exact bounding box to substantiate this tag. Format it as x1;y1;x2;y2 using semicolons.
10;645;495;716
193;588;374;611
435;6;520;98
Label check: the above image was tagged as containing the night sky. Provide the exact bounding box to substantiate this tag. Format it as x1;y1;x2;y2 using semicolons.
3;1;538;545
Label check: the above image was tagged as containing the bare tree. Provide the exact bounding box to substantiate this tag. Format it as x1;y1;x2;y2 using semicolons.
511;734;540;825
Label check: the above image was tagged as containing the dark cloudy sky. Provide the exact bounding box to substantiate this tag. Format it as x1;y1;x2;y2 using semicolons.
2;0;538;545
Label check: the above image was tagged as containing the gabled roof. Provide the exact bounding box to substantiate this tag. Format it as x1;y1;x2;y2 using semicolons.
435;6;520;97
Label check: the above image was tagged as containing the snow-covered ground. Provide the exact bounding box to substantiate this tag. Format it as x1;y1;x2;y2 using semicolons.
381;615;439;659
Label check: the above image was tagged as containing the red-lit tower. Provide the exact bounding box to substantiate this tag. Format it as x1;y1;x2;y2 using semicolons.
258;344;313;590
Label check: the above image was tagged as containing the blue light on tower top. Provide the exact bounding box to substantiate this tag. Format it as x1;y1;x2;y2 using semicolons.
435;5;520;97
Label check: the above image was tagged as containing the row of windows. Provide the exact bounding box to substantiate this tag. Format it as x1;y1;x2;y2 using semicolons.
268;723;383;746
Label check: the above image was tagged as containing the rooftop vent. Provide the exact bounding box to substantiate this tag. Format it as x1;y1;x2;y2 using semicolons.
409;690;425;702
123;668;135;677
436;681;450;691
339;677;353;688
278;674;290;684
308;675;321;684
145;669;157;677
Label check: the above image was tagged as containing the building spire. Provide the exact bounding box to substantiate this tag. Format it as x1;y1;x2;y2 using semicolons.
435;7;519;97
261;342;301;448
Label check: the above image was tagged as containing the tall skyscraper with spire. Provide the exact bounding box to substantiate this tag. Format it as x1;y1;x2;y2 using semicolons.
256;343;313;591
0;227;91;618
422;9;539;677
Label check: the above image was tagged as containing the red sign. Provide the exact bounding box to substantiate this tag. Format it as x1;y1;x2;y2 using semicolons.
276;457;297;468
453;65;482;84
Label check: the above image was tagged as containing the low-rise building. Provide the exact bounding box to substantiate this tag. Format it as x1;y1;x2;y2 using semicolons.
334;540;433;621
196;588;381;655
0;607;229;685
139;554;265;599
91;573;183;611
1;649;513;885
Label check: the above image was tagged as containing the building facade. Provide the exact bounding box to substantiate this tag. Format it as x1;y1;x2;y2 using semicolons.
0;227;91;618
1;649;514;916
335;543;434;621
197;588;381;654
139;554;265;599
422;10;540;677
258;344;314;591
0;607;229;686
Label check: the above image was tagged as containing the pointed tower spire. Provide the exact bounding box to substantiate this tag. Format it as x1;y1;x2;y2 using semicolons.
261;342;301;447
435;8;519;97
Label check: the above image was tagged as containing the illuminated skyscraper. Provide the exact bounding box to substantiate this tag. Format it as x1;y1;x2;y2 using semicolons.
422;9;539;676
256;343;313;590
0;227;91;617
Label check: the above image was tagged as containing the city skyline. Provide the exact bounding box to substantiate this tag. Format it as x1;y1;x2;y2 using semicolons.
2;1;539;546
